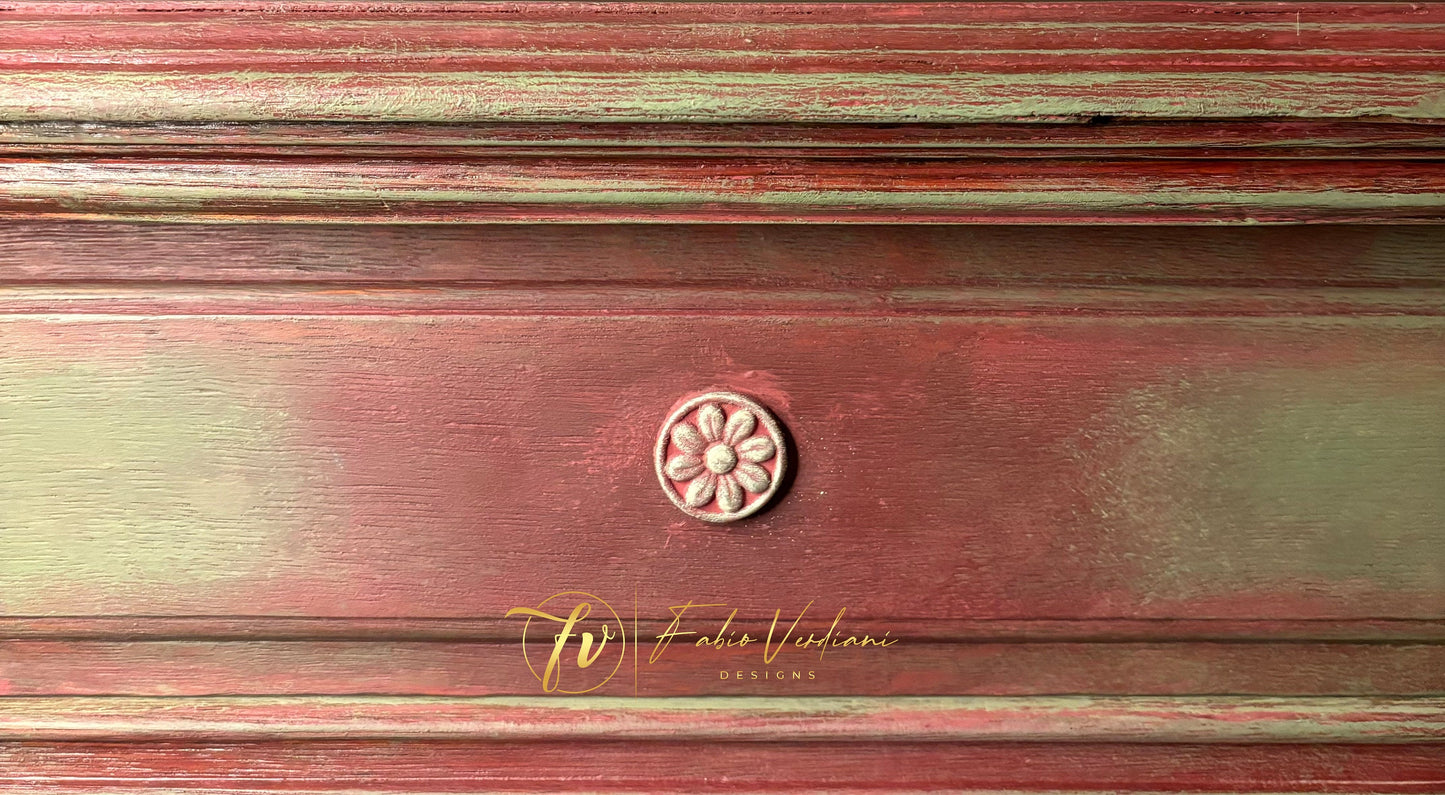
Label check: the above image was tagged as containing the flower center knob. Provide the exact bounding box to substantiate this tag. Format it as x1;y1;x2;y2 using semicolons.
704;443;738;475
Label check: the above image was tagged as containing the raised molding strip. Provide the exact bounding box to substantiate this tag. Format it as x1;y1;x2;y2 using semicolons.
0;1;1442;222
0;696;1441;743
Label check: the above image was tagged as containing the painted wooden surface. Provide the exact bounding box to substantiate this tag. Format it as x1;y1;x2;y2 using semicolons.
1;2;1443;222
4;1;1443;124
1;219;1444;785
5;738;1445;794
2;311;1443;616
7;152;1445;223
2;0;1445;790
4;222;1444;287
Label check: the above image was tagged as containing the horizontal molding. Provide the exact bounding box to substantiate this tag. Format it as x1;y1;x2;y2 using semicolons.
10;71;1445;125
8;638;1445;697
4;616;1445;642
0;695;1440;743
2;3;1442;222
3;156;1445;223
1;3;1443;125
5;620;1443;697
3;222;1442;286
5;732;1441;792
0;284;1443;315
0;792;1408;795
3;120;1444;152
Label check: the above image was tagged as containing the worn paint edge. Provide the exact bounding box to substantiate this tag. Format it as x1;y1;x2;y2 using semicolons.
4;616;1445;642
0;696;1440;743
7;72;1445;123
5;185;1445;224
7;792;1430;795
0;286;1443;317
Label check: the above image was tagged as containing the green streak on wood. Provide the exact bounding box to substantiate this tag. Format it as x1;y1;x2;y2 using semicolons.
0;695;1440;743
0;337;332;612
7;182;1445;217
5;71;1445;123
1079;352;1445;606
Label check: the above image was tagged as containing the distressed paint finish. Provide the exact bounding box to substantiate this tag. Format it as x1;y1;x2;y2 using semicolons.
2;223;1443;286
0;350;335;606
5;155;1445;223
1;313;1443;619
2;697;1445;790
0;2;1442;222
4;119;1444;151
1;222;1445;784
0;696;1441;742
10;71;1445;124
4;741;1444;793
11;636;1445;697
1;2;1443;124
1;0;1444;790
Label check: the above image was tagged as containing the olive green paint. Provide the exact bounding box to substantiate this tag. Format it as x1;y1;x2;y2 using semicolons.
7;71;1445;123
0;330;335;613
6;168;1445;224
0;695;1439;743
1079;348;1445;609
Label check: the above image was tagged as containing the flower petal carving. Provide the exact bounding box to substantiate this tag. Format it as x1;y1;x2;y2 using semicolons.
696;403;725;442
733;461;771;493
722;409;756;445
671;422;706;454
716;474;744;512
737;436;776;463
665;454;706;481
656;392;788;523
684;472;717;508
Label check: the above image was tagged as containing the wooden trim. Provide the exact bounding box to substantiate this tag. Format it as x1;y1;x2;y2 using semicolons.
1;1;1441;222
0;284;1442;316
3;120;1444;151
0;696;1441;743
4;616;1445;642
4;222;1443;285
3;2;1443;124
8;741;1443;792
10;72;1443;125
3;156;1445;224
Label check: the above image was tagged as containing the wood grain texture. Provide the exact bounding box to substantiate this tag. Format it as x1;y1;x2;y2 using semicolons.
1;220;1443;709
4;154;1445;223
0;2;1441;222
2;738;1444;792
3;223;1443;286
5;638;1445;697
2;2;1442;124
0;696;1441;742
3;120;1444;152
1;313;1442;620
0;697;1442;791
1;1;1443;788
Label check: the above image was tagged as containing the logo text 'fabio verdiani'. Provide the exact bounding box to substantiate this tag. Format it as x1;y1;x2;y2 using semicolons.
506;592;898;695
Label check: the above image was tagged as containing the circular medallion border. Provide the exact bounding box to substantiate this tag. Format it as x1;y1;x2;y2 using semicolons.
654;391;788;523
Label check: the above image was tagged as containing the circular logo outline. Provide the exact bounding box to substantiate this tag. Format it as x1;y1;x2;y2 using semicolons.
518;590;627;694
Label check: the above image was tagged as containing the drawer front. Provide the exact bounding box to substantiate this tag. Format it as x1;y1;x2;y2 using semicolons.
3;224;1445;792
1;225;1443;699
3;0;1445;788
3;313;1444;622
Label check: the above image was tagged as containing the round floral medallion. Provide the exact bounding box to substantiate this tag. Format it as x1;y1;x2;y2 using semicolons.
655;392;787;523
